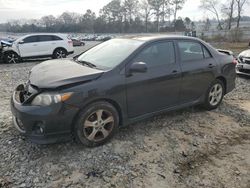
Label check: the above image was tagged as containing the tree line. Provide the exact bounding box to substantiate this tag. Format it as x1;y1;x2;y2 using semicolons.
0;0;248;33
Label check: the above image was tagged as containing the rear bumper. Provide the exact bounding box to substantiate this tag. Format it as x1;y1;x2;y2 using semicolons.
10;85;79;144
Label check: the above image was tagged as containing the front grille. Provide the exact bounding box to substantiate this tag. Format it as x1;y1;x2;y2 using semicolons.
245;59;250;65
238;69;250;74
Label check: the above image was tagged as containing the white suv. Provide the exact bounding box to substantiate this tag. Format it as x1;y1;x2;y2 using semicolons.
2;33;74;64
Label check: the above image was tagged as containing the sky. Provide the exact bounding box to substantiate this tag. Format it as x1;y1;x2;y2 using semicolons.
0;0;250;23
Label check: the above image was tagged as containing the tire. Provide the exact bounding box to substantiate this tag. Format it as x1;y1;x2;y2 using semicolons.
203;79;225;110
74;101;119;147
4;51;20;64
53;48;67;59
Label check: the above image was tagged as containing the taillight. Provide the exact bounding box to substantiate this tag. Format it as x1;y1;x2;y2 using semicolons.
68;40;73;45
232;58;238;65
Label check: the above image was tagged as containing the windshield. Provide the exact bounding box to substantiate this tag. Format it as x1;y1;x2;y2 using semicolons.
77;39;143;69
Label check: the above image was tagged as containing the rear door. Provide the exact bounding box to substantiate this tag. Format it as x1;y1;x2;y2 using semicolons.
177;40;217;103
18;36;40;57
126;40;182;118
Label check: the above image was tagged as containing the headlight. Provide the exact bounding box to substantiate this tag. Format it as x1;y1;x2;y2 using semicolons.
31;92;73;106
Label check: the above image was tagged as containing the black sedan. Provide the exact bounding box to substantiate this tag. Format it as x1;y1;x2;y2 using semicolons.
11;35;236;146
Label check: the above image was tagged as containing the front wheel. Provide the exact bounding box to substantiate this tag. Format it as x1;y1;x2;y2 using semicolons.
74;102;119;147
203;79;225;110
53;48;67;59
4;52;20;64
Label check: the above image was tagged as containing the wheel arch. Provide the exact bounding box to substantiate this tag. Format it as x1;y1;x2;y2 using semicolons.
53;47;68;54
216;76;227;92
71;98;124;132
3;50;19;56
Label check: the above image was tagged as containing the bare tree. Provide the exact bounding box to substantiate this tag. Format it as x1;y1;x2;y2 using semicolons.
123;0;139;23
171;0;186;31
235;0;248;28
221;0;235;30
140;0;151;32
148;0;164;32
200;0;223;30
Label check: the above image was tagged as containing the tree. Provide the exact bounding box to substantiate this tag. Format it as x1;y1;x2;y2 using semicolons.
41;15;56;30
171;0;186;31
148;0;164;32
235;0;248;28
140;0;151;32
200;0;223;30
221;0;235;30
204;18;211;31
174;17;186;31
184;17;191;30
123;0;139;23
100;0;123;32
81;9;96;32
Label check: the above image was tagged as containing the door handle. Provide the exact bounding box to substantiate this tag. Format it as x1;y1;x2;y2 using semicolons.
33;44;37;46
208;64;215;68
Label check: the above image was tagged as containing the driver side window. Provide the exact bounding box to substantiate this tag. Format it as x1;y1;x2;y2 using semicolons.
133;41;175;68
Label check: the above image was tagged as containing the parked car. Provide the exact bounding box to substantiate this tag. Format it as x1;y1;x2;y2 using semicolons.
71;38;85;46
1;33;74;64
236;49;250;76
11;35;236;146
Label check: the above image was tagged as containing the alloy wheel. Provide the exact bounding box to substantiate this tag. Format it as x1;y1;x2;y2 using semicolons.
56;50;66;59
209;83;223;106
7;53;19;64
83;109;115;142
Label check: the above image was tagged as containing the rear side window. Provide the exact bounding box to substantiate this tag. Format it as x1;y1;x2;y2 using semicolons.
178;41;204;61
23;36;38;43
52;35;63;41
134;41;175;67
38;35;53;42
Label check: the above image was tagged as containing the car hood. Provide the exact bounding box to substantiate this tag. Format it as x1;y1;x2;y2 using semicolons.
239;49;250;58
29;59;104;89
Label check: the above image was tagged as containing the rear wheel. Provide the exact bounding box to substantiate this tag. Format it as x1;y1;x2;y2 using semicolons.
4;51;20;64
74;102;119;147
203;79;225;110
53;48;67;59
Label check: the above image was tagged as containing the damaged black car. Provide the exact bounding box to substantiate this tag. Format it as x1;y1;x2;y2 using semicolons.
11;36;236;147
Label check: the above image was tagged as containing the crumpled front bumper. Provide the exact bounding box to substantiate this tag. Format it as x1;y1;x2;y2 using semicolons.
10;84;79;144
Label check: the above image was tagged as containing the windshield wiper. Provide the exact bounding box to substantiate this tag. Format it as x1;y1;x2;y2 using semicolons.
74;59;97;68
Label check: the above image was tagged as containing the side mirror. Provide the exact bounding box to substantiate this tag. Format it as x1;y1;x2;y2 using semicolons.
129;62;148;73
18;40;24;44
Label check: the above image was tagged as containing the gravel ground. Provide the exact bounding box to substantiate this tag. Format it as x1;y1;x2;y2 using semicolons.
0;51;250;187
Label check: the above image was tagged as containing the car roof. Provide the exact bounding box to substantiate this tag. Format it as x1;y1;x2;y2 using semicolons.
20;33;68;38
119;34;201;42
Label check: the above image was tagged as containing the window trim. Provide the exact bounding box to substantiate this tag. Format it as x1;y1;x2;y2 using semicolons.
177;40;213;63
202;45;213;59
38;35;54;42
23;36;39;44
131;40;177;68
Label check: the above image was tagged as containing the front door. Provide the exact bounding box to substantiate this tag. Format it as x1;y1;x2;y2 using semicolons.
126;41;182;118
18;36;40;57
